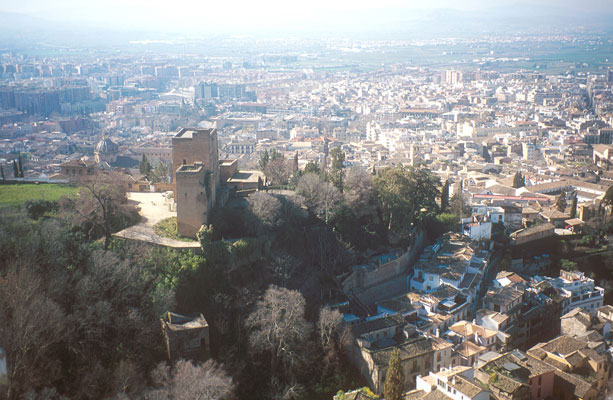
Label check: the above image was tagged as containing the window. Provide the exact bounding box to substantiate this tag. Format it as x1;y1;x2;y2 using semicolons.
437;353;442;362
183;159;186;164
537;388;541;398
538;376;542;385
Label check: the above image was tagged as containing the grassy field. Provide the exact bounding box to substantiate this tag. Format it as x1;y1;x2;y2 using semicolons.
0;183;79;207
153;217;194;242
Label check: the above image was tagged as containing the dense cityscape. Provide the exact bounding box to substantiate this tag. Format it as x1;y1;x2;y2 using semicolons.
1;2;613;400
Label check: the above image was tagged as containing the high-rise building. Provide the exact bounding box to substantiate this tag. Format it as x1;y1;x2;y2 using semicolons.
522;142;536;160
442;70;463;85
599;128;613;144
194;82;218;100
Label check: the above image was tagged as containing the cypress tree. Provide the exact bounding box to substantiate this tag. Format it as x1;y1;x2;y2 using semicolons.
259;149;270;170
603;186;613;207
441;180;450;212
18;153;24;177
570;195;578;219
0;164;4;180
13;160;19;178
139;154;148;174
555;192;567;212
512;171;525;189
383;348;404;400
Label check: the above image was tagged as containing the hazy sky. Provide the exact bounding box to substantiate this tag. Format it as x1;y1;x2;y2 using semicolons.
2;0;613;33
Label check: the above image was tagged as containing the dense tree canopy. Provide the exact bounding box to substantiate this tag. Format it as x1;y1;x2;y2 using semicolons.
375;166;440;236
0;162;462;399
0;213;173;399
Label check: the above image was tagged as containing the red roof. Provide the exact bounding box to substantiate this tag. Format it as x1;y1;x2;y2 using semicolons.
473;194;548;201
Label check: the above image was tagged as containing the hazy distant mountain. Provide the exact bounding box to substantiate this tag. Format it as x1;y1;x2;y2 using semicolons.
0;3;612;49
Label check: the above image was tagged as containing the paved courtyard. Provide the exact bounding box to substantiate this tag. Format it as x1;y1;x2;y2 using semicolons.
114;192;200;249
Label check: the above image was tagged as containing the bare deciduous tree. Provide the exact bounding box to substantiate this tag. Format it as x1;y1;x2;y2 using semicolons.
317;307;343;349
267;252;300;287
0;263;67;399
296;173;343;221
247;192;282;229
344;166;376;216
270;380;305;400
110;359;145;397
318;182;343;222
23;387;69;400
295;173;322;212
70;172;139;249
144;359;233;400
246;286;312;379
317;307;347;375
264;158;293;186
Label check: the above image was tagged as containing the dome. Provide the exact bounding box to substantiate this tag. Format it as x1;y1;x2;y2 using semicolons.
95;138;119;154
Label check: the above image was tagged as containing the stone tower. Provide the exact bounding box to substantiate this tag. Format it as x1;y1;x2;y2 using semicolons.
172;128;220;237
172;128;219;202
175;163;212;237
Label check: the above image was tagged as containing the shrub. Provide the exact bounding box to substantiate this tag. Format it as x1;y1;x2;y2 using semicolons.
561;259;579;271
24;199;57;220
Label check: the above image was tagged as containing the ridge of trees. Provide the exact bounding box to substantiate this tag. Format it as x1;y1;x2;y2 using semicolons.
0;162;455;399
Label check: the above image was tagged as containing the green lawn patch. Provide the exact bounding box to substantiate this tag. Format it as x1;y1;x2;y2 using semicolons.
0;183;79;207
153;217;195;242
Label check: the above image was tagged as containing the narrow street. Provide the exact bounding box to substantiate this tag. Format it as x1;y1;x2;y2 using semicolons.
473;246;504;313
